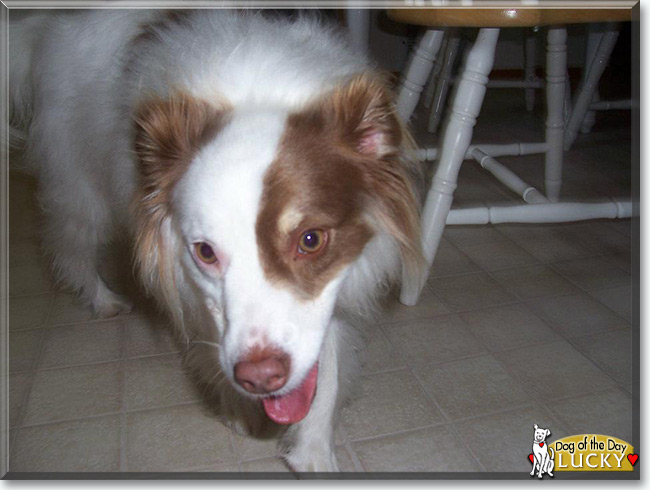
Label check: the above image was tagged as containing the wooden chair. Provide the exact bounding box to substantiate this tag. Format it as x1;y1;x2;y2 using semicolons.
388;8;635;306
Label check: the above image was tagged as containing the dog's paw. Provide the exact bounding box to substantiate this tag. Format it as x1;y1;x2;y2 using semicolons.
92;290;134;318
285;446;339;472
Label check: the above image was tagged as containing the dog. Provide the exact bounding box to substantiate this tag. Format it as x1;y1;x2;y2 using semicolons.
9;10;424;472
530;424;555;478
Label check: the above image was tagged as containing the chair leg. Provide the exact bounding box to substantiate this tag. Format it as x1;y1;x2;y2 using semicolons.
400;28;500;306
396;29;445;122
524;28;537;112
580;24;605;134
544;26;568;203
344;9;370;55
423;33;449;109
564;24;620;150
428;30;461;133
564;68;572;123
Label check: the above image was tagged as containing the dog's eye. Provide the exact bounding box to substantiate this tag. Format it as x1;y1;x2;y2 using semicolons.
194;242;218;264
298;229;327;255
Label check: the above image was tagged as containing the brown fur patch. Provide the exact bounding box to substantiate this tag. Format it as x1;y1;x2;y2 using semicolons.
132;92;231;316
256;73;423;300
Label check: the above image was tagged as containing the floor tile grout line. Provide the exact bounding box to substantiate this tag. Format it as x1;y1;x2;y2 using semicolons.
11;317;51;433
342;441;365;472
488;338;627;404
586;283;634;319
536;386;635;440
16;399;210;430
15;349;185;375
544;255;632;293
406;362;487;472
118;319;128;472
345;421;447;446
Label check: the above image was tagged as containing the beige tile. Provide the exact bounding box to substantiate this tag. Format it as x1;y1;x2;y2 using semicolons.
413;356;530;421
231;431;280;462
341;370;443;440
9;262;54;297
455;405;570;472
456;240;539;272
352;425;481;472
378;287;449;325
125;403;236;471
40;320;123;369
515;233;592;263
608;219;632;238
590;285;633;322
124;315;179;358
23;362;122;425
358;326;406;374
560;222;632;256
240;457;293;473
335;445;360;472
10;415;122;472
603;251;632;274
9;329;44;372
9;240;48;269
526;293;628;338
10;372;32;427
429;272;517;312
552;256;630;291
383;314;486;367
9;293;54;331
443;225;509;247
491;264;581;300
548;388;633;444
124;353;197;411
196;462;241;472
428;240;481;278
494;222;571;241
570;328;632;386
48;292;95;325
460;304;561;352
494;341;616;401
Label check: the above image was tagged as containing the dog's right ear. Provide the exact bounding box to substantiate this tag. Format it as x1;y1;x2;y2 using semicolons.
132;92;230;319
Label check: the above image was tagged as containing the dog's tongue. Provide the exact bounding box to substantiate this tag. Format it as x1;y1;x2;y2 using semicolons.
262;364;318;425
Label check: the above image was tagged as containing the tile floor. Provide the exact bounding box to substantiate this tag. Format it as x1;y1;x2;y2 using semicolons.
7;44;636;476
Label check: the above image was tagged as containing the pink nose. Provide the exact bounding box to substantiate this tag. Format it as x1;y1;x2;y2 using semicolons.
234;351;290;394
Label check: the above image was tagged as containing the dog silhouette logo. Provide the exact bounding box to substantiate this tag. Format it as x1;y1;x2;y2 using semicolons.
529;424;555;478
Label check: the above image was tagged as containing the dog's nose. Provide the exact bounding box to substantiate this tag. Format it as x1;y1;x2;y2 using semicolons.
234;351;290;394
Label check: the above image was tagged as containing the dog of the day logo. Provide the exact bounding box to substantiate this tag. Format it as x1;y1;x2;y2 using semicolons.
528;424;638;477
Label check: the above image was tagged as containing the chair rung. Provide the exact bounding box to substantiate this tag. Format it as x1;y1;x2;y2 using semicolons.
447;200;635;225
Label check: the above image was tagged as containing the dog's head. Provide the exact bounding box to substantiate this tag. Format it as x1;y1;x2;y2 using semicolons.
132;73;423;424
533;424;551;443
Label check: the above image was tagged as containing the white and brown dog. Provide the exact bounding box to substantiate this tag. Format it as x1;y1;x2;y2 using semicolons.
531;424;555;478
9;10;424;471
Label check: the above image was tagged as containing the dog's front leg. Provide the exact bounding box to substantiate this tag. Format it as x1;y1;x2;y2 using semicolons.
281;325;340;472
537;454;546;478
530;455;539;476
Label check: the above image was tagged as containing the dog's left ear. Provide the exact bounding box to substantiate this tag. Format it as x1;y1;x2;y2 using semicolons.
546;429;551;437
324;73;425;281
325;73;403;159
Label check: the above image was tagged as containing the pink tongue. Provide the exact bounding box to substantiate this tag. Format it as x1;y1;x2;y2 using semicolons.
262;363;318;425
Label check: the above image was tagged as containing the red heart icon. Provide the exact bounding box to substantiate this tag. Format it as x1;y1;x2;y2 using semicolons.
528;454;534;463
628;454;639;466
539;443;544;447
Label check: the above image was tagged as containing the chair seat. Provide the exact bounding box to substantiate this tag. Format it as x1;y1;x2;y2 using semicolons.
387;8;632;28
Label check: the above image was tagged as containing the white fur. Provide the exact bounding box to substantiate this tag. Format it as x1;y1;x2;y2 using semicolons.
10;10;413;472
